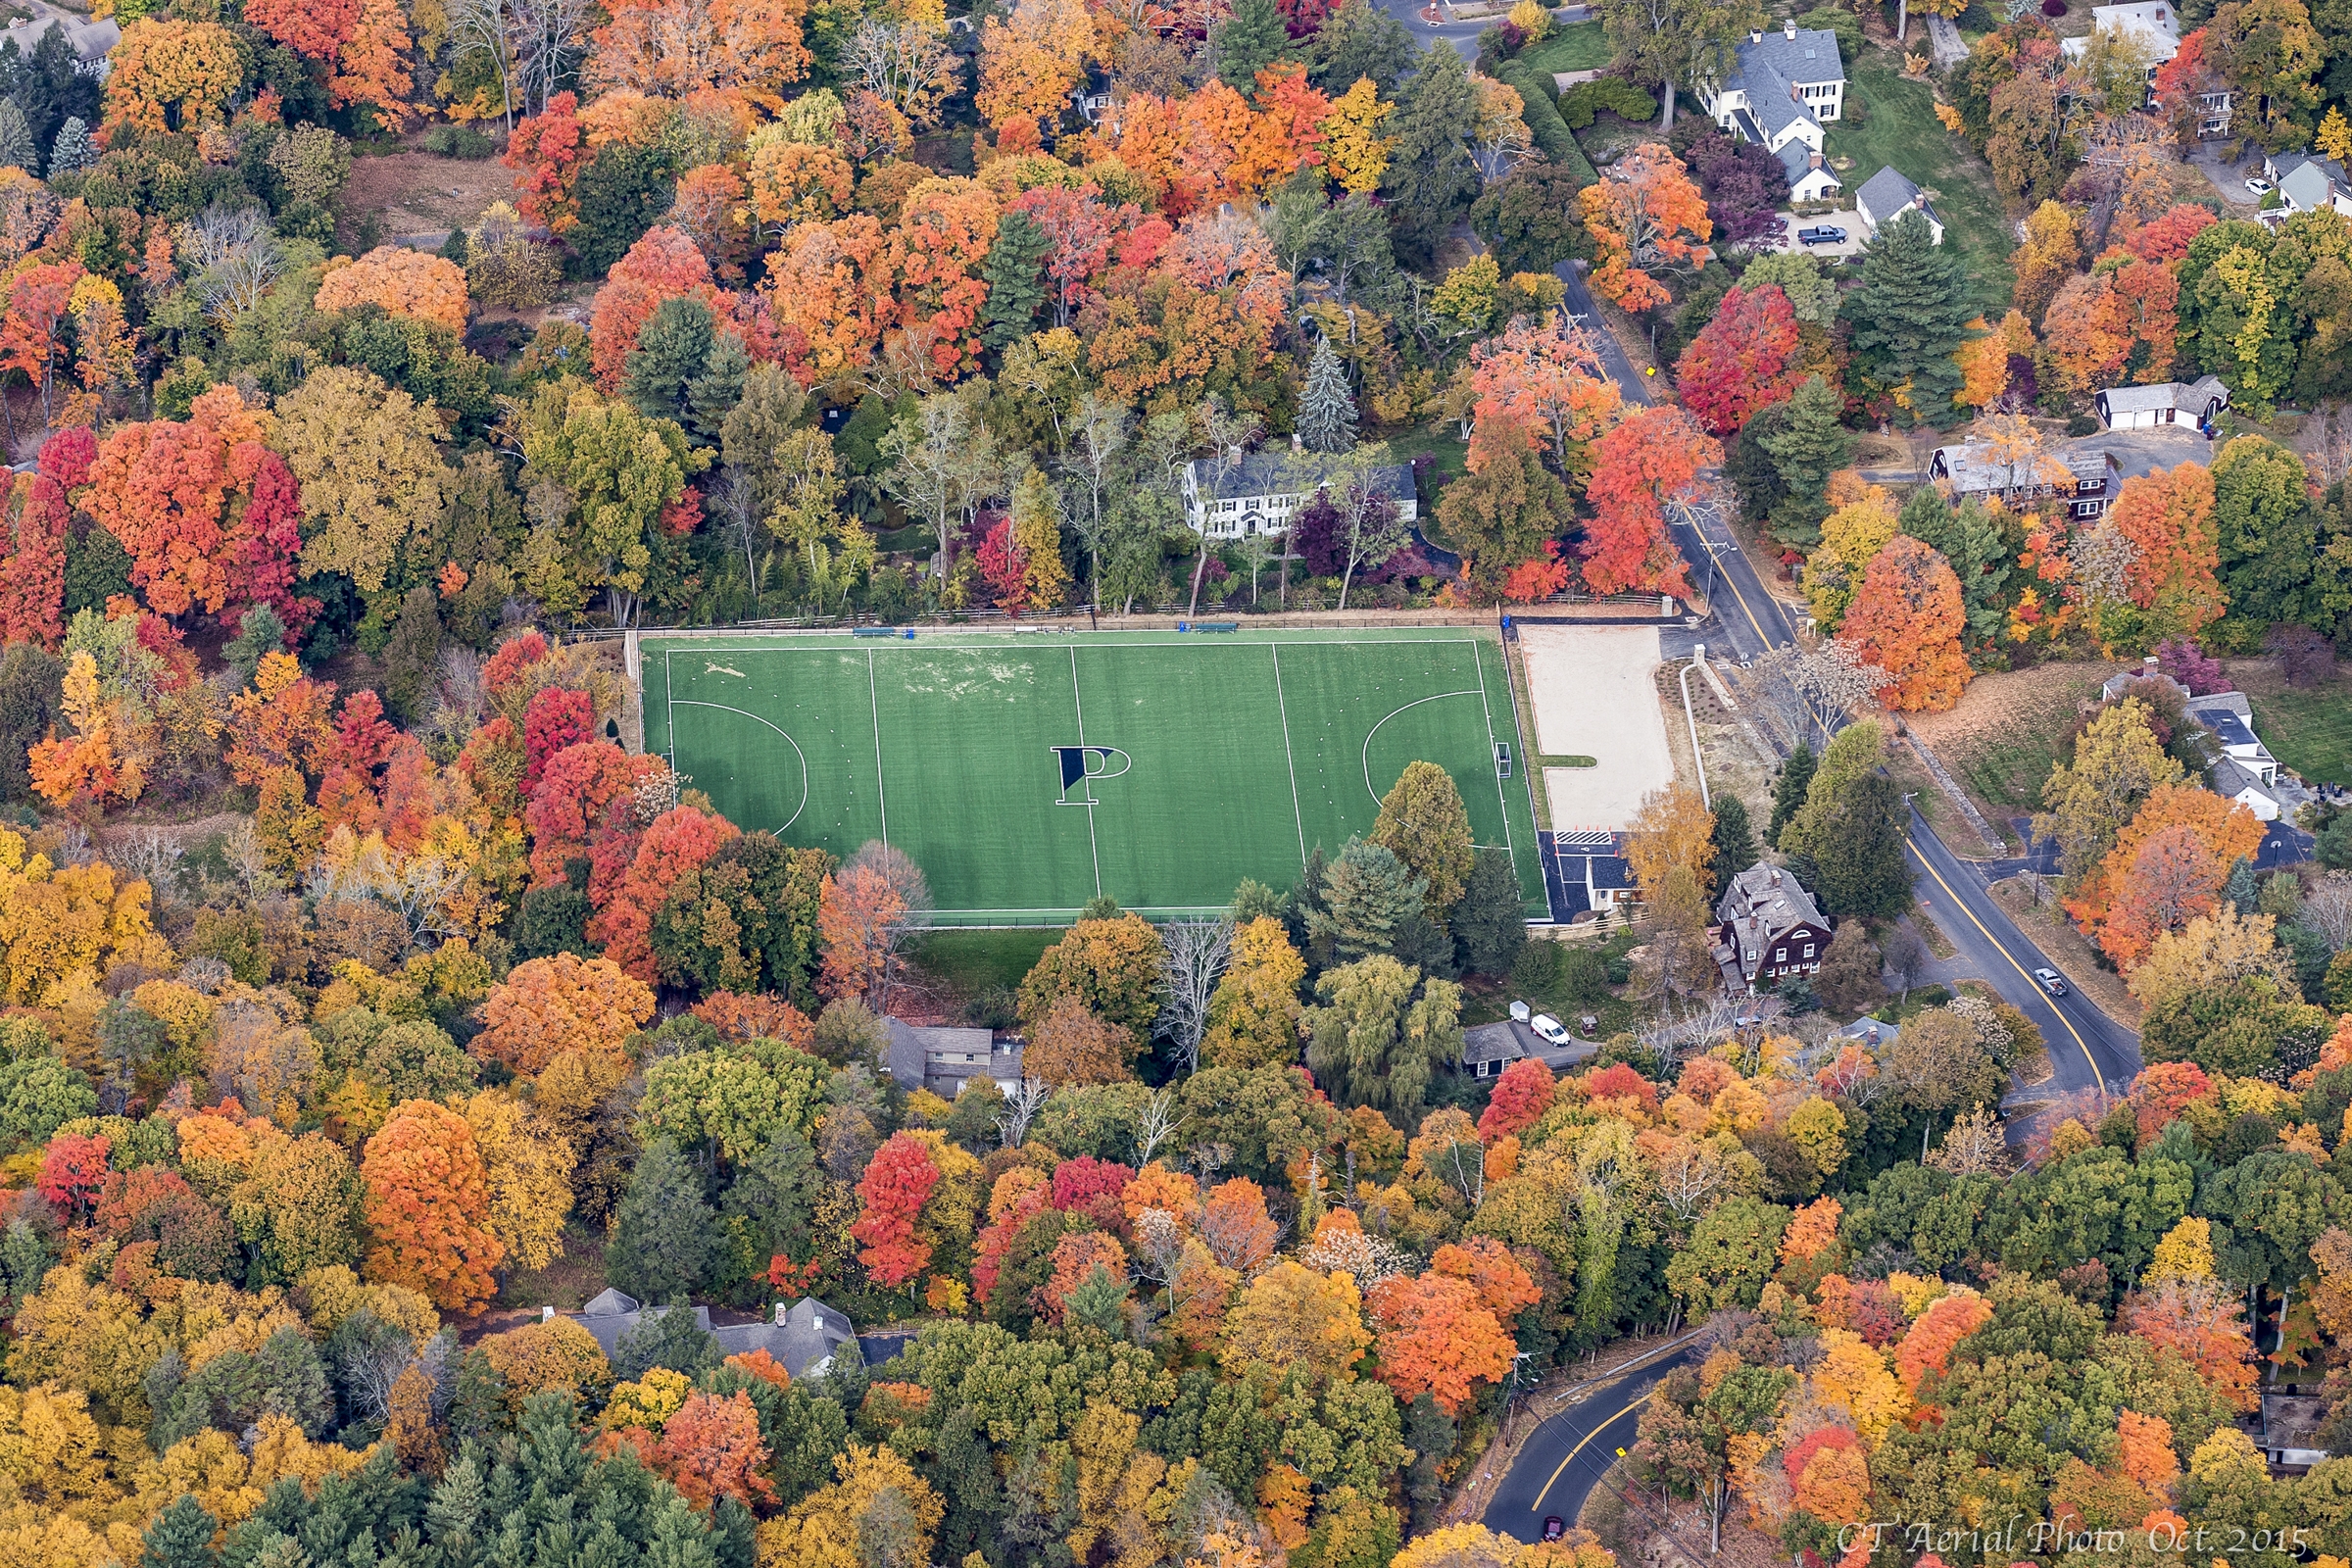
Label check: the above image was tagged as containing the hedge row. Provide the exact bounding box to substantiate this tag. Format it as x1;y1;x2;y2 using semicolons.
1494;61;1600;188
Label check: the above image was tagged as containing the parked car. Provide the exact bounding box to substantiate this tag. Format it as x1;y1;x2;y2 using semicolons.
1544;1518;1568;1543
1531;1013;1572;1046
2034;967;2069;997
1797;224;1847;244
2245;175;2275;196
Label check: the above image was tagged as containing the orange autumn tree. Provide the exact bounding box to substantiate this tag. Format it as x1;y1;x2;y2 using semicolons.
1368;1269;1516;1413
588;226;729;391
102;19;241;133
328;0;415;122
887;177;1000;376
473;954;657;1075
1468;318;1622;473
975;0;1094;137
362;1099;505;1311
2107;462;2223;638
816;857;910;1007
1838;536;1971;711
314;247;470;332
0;467;68;648
1200;1177;1280;1273
1582;406;1711;596
655;1391;777;1507
83;384;291;621
1576;142;1710;314
1893;1290;1992;1397
760;217;892;385
2120;1276;2259;1410
586;804;739;982
2065;782;2263;970
587;0;811;109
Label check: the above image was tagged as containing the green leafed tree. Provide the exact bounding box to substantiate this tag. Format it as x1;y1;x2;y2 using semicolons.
1301;954;1463;1127
1843;211;1975;424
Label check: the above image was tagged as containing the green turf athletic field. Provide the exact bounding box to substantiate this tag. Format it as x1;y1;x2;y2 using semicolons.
639;627;1546;925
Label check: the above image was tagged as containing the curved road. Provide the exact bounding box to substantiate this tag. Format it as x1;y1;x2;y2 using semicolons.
1484;1348;1695;1543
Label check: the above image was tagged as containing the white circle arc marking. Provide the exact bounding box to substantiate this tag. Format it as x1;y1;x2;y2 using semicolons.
1086;747;1132;781
1361;691;1482;805
671;700;810;833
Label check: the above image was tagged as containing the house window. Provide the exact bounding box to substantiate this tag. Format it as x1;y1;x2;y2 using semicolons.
1774;947;1788;961
1803;943;1815;958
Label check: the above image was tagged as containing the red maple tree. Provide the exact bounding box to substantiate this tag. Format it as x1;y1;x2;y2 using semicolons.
1674;284;1806;437
852;1131;942;1288
1581;407;1711;597
1477;1058;1555;1141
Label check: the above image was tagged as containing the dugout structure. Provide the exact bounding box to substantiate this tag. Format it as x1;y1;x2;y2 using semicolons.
640;626;1546;926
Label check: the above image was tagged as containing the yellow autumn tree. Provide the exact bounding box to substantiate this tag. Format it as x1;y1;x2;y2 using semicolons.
754;1444;945;1568
101;19;241;133
1810;1328;1910;1444
1321;78;1395;195
463;1091;576;1273
1217;1260;1372;1382
1201;916;1307;1069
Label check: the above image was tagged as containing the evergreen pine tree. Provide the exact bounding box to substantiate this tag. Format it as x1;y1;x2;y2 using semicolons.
48;116;93;175
1844;210;1974;423
1297;336;1358;453
1726;403;1790;531
685;329;749;448
222;605;287;690
140;1494;219;1568
1215;0;1295;90
709;1498;757;1568
2226;856;2261;914
0;100;36;176
1755;375;1853;550
606;1139;720;1304
622;297;718;425
980;210;1052;355
1708;794;1757;888
1305;0;1416;95
1453;847;1528;978
612;1301;722;1382
1382;44;1481;263
424;1451;488;1566
1897;488;2009;645
1770;741;1817;846
1403;1394;1456;1535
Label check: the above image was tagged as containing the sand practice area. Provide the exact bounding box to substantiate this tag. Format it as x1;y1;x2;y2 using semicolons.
1518;623;1674;832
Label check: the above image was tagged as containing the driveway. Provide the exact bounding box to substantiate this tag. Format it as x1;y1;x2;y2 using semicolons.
1379;0;1486;61
2187;142;2270;215
2078;424;2217;479
1769;212;1867;261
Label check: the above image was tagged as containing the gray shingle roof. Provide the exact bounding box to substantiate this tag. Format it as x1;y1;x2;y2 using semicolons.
1722;27;1842;141
1856;166;1922;220
1194;454;1415;508
1716;863;1830;979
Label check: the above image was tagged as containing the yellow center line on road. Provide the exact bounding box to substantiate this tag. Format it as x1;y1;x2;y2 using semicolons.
1903;832;2105;1095
1532;1390;1653;1512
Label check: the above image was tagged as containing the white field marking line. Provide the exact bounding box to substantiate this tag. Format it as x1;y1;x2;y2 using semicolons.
642;636;1503;653
1270;645;1308;872
1070;646;1102;899
1360;691;1483;803
866;650;889;849
662;650;675;766
1471;640;1517;871
670;701;810;832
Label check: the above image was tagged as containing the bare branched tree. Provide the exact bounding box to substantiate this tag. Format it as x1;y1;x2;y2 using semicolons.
997;1077;1050;1147
1154;917;1233;1076
844;20;955;130
1136;1086;1186;1167
447;0;515;128
509;0;593;115
1637;993;1744;1081
181;206;282;326
1924;1103;2011;1175
2305;874;2352;951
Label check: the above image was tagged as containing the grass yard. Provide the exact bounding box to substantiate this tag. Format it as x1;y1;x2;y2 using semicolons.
2230;662;2352;786
1519;21;1613;75
1902;662;2107;835
1825;46;2016;310
912;928;1060;993
642;627;1547;924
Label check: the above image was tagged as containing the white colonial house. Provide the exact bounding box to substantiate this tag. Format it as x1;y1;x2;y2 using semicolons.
1855;167;1944;244
1180;452;1418;540
2263;150;2352;221
2060;2;2177;89
2094;375;2228;432
1701;22;1845;163
1782;145;1842;203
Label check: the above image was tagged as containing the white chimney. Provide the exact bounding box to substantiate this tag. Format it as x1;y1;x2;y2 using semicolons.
1785;18;1796;37
774;1301;791;1324
541;1305;556;1321
1750;28;1763;41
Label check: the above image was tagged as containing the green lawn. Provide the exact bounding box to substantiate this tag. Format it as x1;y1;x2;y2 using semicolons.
643;627;1546;924
1519;20;1612;75
1824;46;2015;310
912;928;1060;993
2249;683;2352;786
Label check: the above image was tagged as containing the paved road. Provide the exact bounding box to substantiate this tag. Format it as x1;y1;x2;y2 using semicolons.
1484;1348;1696;1543
1663;486;1799;663
1380;0;1487;60
1903;803;2142;1098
